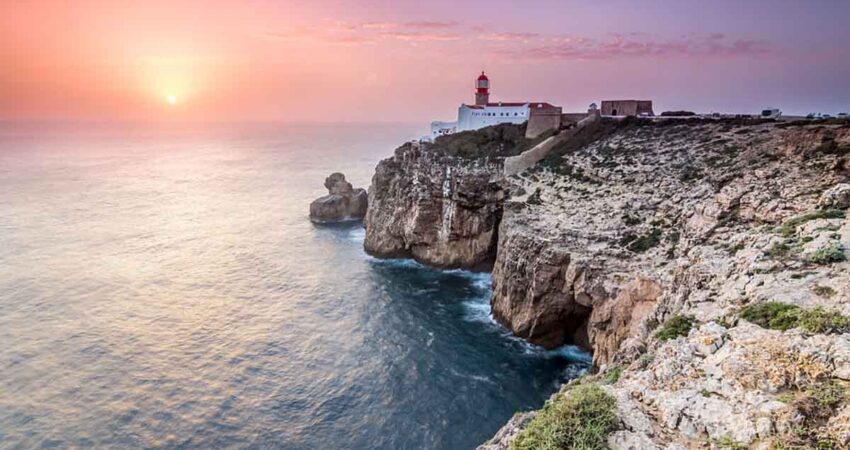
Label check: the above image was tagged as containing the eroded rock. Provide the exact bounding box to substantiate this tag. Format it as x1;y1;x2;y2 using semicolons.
309;172;368;223
363;142;504;269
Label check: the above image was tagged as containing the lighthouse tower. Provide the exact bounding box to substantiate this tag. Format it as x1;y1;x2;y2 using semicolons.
475;71;490;106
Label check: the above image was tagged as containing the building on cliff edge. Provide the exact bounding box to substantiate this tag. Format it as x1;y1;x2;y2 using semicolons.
429;72;563;140
600;100;655;117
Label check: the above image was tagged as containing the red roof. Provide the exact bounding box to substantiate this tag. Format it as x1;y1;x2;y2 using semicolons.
464;102;558;109
477;71;489;81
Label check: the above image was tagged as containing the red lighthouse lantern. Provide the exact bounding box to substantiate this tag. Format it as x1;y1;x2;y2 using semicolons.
475;71;490;106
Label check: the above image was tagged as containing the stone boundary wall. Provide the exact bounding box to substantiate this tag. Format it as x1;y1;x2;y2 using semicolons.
503;134;562;176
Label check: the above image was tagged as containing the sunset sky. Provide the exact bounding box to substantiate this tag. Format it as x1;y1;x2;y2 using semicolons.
2;0;850;122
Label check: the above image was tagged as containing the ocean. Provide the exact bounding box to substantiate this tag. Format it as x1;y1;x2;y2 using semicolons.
0;122;589;449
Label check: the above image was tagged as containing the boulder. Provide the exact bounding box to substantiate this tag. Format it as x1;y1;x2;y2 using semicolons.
309;173;368;223
818;183;850;210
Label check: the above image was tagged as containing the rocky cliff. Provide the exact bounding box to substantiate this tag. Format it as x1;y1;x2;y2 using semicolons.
364;118;850;448
364;124;537;269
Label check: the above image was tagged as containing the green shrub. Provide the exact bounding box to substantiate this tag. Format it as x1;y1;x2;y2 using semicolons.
511;383;618;450
601;366;622;385
812;285;837;298
776;381;848;449
739;302;801;330
620;228;662;253
739;303;850;334
807;380;846;411
808;243;846;264
727;242;746;255
777;209;845;237
765;241;793;259
635;353;654;369
655;315;696;341
796;307;850;334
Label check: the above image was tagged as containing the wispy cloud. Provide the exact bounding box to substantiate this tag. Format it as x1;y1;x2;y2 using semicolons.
481;32;539;42
496;33;771;60
376;30;462;42
265;20;461;44
265;22;771;59
361;20;459;30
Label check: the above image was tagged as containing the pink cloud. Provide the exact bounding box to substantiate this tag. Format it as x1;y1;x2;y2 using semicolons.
376;30;462;42
497;34;771;60
481;32;539;42
359;21;459;30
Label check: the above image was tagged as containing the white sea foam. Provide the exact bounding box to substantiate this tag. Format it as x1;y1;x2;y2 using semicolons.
347;227;365;243
462;297;496;324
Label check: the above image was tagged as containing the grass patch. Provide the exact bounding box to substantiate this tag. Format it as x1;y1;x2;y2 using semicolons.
713;436;748;450
601;366;622;385
808;243;846;264
655;315;696;341
739;302;850;333
777;209;845;237
511;383;618;450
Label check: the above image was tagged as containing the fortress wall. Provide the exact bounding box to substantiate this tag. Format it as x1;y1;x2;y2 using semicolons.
526;107;563;138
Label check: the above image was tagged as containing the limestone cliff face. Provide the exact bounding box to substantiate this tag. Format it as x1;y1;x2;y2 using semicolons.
491;120;850;368
481;119;850;449
363;141;505;269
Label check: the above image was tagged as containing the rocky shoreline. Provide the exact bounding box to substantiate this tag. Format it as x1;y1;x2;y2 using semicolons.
364;118;850;449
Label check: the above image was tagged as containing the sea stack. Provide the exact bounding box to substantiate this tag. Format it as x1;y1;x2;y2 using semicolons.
309;172;368;223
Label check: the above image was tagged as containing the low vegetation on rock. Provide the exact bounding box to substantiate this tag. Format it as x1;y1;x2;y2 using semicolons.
739;302;850;333
776;209;845;237
429;123;545;159
808;242;847;264
601;366;622;385
511;383;618;450
812;285;837;298
772;380;847;449
619;228;663;253
655;315;696;341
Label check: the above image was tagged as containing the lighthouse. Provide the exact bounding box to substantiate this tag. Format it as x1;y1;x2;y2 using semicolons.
475;71;490;106
428;71;561;140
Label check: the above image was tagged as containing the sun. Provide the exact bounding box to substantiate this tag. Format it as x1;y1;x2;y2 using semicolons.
166;94;178;105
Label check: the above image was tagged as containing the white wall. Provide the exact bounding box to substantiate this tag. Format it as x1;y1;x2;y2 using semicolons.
457;104;529;132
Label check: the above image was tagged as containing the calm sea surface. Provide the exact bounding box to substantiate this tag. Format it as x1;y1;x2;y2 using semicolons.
0;122;589;449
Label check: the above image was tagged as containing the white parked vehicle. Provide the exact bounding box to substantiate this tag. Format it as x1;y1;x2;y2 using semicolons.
760;108;781;119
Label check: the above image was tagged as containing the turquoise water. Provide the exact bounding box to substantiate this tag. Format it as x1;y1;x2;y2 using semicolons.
0;122;589;449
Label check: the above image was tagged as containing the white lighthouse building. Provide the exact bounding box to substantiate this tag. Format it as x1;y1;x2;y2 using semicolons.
429;72;561;140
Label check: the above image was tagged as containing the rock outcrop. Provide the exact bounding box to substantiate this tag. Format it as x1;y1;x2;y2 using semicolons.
364;141;505;269
309;172;368;223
